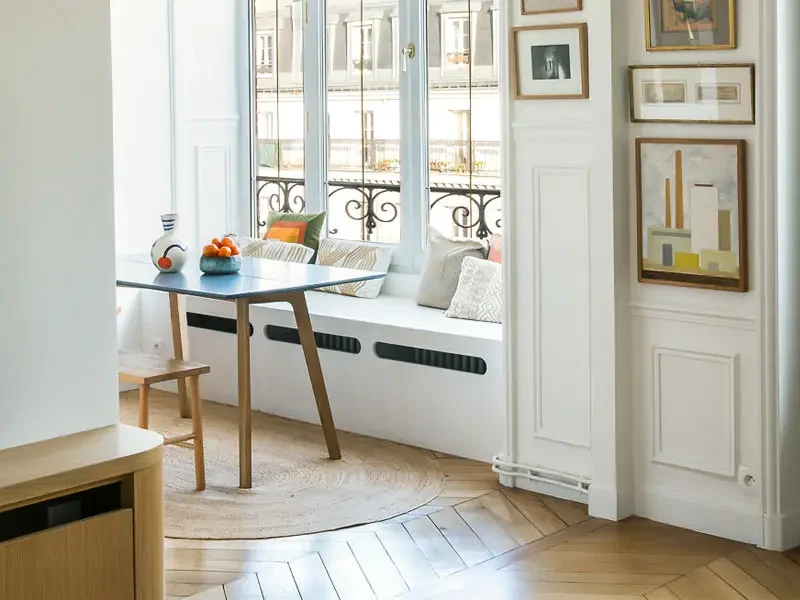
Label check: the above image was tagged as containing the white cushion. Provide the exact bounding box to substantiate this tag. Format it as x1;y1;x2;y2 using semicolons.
233;237;314;264
416;228;487;309
316;238;392;299
445;257;503;324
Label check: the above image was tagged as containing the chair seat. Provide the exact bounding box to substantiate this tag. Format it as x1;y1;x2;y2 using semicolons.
118;351;210;386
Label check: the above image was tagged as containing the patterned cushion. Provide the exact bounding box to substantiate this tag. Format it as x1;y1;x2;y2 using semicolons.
445;257;503;323
416;228;487;309
316;238;392;299
233;237;314;264
264;212;326;257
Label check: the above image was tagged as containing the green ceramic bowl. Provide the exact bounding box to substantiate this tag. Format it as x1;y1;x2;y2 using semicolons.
199;255;242;275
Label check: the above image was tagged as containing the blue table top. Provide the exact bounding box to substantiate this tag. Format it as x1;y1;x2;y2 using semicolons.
116;253;385;300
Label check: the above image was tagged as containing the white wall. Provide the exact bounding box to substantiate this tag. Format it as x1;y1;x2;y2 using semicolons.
111;0;174;255
111;0;177;356
502;1;632;516
502;0;783;547
628;0;770;546
0;0;119;450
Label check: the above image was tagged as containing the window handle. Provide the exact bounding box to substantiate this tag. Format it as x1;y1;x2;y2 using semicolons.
401;43;416;72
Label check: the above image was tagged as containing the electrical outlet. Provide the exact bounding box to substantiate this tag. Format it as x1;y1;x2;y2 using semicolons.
738;466;758;494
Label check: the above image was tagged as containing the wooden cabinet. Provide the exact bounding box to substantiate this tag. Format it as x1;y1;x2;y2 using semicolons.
0;510;135;600
0;425;164;600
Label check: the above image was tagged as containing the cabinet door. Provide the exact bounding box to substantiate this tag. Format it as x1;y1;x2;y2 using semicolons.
0;509;135;600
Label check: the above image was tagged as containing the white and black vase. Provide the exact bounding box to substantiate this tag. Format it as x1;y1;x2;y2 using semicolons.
150;213;188;273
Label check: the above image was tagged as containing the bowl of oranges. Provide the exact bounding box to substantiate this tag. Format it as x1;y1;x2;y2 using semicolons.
200;237;242;275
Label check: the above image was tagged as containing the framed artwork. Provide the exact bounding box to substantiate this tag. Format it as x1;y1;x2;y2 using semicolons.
511;23;589;100
636;138;747;292
645;0;736;51
521;0;582;15
629;64;755;124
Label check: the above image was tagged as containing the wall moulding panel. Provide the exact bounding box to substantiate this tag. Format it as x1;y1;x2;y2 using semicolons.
632;315;762;539
509;132;594;483
629;302;758;332
532;166;592;449
651;346;738;478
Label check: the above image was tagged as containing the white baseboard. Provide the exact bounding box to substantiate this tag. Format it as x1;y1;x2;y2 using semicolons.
763;510;800;551
636;488;762;545
589;484;635;521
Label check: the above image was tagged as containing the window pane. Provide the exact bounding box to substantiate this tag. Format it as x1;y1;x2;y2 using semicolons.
255;0;306;236
326;0;401;244
429;0;501;241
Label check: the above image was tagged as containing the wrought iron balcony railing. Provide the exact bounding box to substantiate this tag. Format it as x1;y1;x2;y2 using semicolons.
256;176;501;241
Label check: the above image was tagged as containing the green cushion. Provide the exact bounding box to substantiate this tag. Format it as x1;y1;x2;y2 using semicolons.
265;211;326;258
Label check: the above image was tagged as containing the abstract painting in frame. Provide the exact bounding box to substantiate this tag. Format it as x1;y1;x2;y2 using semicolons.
512;23;589;100
521;0;582;15
636;138;747;292
645;0;736;51
629;64;755;124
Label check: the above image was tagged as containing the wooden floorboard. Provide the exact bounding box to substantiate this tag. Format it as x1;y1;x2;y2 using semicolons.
166;453;799;600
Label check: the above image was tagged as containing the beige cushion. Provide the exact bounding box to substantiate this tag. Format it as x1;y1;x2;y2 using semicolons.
233;237;314;264
416;228;487;309
316;238;392;299
445;257;503;323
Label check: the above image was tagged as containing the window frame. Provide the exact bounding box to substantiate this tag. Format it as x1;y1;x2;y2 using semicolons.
250;0;502;273
255;29;275;78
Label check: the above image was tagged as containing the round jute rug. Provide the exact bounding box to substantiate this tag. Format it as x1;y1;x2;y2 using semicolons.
119;391;443;540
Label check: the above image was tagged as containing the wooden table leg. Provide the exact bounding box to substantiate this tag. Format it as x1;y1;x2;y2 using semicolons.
290;292;341;460
169;293;192;419
138;384;150;430
187;375;206;492
236;298;252;488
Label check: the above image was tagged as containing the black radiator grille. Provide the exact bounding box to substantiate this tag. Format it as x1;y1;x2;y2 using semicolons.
374;342;487;375
187;312;253;337
265;325;361;354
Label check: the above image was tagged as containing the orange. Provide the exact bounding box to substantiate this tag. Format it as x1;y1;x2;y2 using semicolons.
211;237;222;247
218;245;232;258
230;245;240;256
220;237;236;250
202;244;220;257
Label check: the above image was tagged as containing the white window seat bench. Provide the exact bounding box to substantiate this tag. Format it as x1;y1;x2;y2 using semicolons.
184;291;504;462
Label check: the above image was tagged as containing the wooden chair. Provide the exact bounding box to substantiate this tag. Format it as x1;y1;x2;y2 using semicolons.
118;350;210;491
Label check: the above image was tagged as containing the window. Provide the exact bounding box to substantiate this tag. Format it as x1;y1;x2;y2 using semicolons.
256;31;275;77
348;23;374;73
254;2;305;221
444;15;471;66
252;0;502;270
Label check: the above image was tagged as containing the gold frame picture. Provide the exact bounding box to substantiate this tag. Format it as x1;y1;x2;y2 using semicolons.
629;64;755;124
511;23;589;101
644;0;736;51
521;0;582;16
636;138;747;292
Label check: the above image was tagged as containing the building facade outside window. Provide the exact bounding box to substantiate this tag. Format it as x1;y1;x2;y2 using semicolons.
256;30;275;77
253;0;501;269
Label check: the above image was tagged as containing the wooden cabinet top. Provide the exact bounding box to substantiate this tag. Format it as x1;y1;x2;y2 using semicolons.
0;424;163;509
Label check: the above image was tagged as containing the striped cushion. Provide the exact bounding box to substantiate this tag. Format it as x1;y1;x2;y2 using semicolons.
233;237;315;264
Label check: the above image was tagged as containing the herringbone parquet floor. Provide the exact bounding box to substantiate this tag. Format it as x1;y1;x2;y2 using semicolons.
167;455;800;600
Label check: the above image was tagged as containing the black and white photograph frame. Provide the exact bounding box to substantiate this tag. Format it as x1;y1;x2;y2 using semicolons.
512;23;589;100
629;64;755;124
